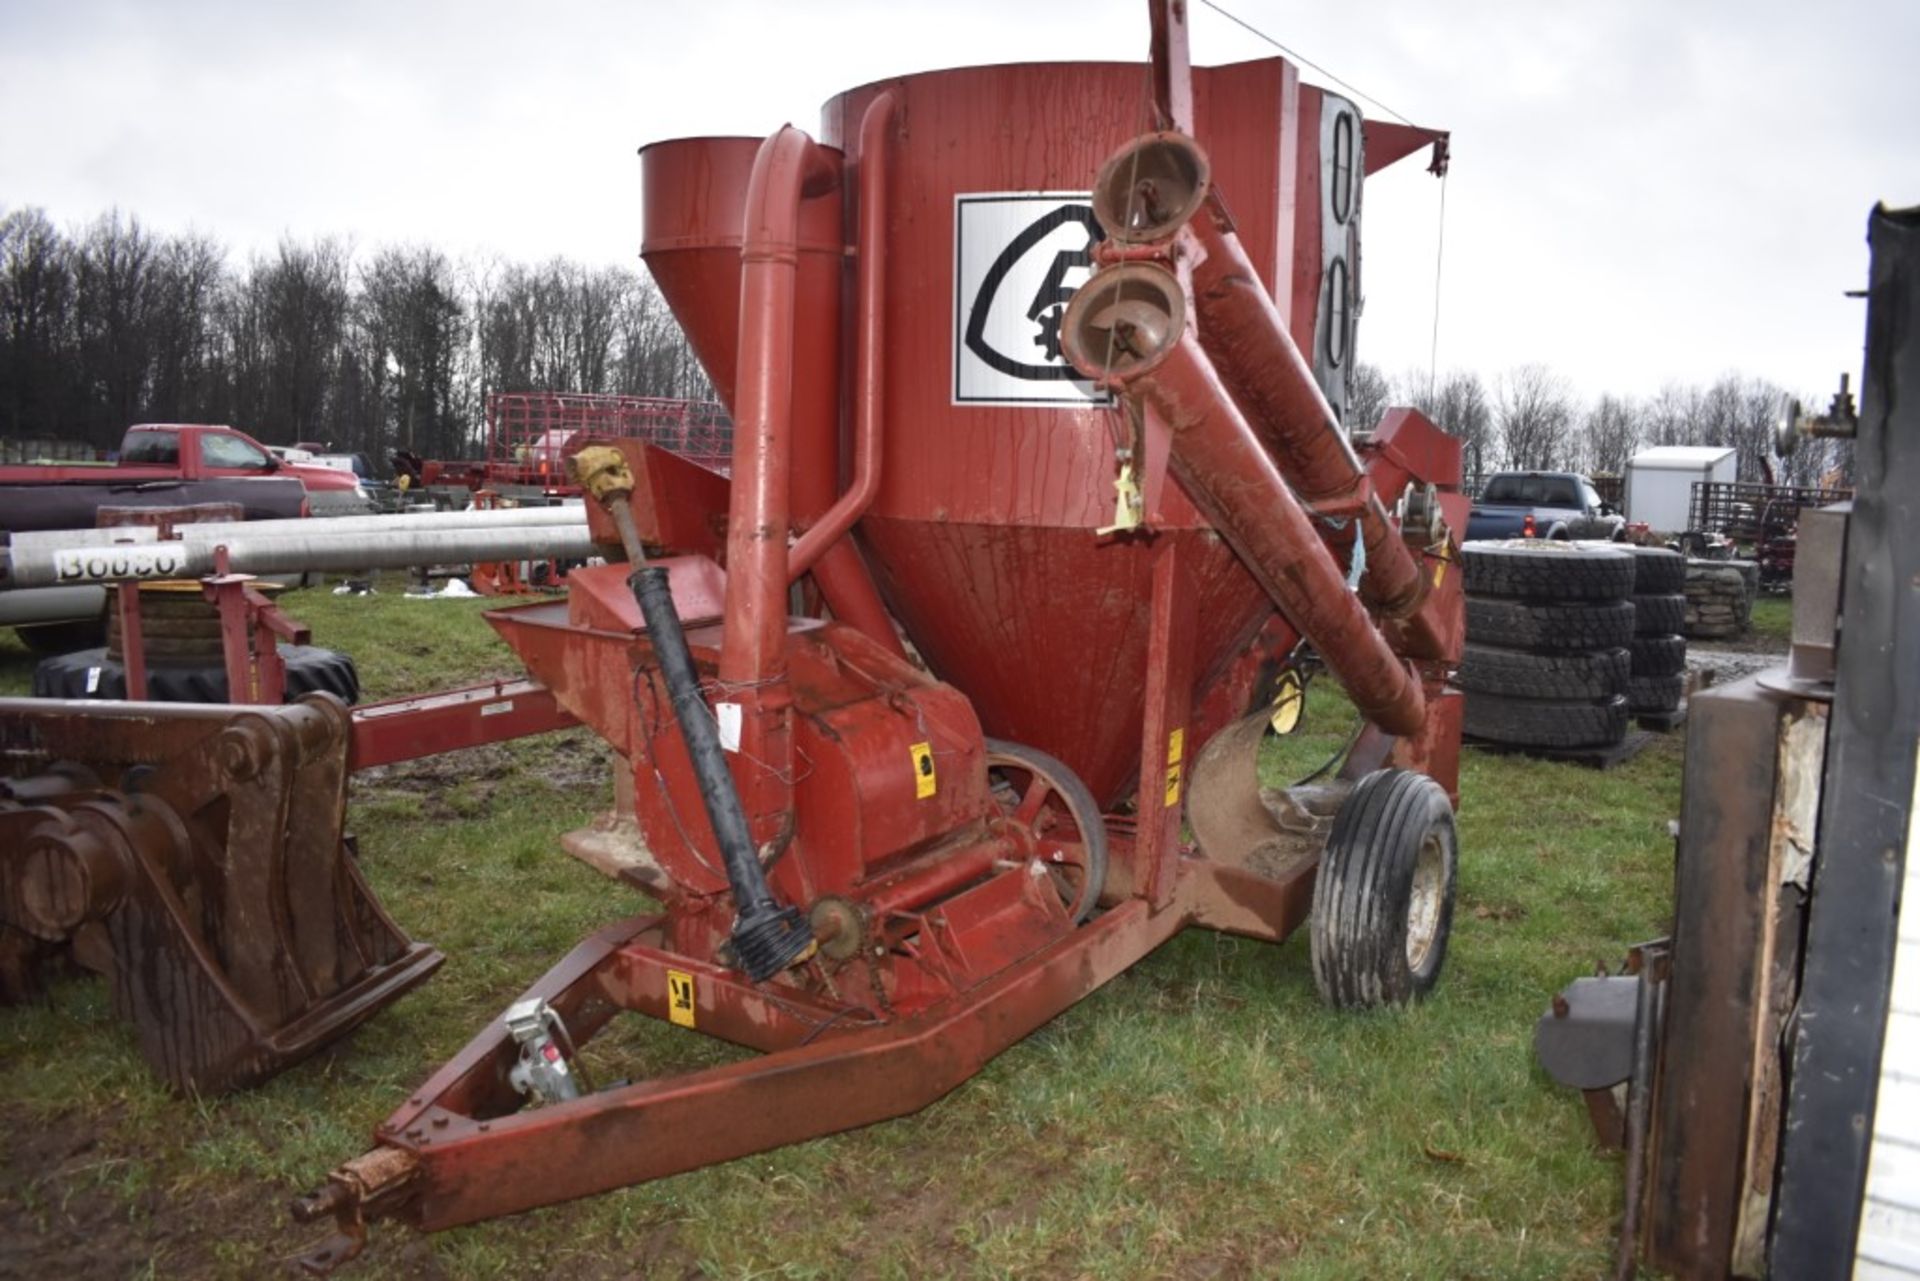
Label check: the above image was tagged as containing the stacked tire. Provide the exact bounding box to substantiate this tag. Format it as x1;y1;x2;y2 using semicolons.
1457;540;1636;751
1620;546;1688;718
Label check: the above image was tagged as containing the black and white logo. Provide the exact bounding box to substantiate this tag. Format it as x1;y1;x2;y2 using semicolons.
953;193;1108;406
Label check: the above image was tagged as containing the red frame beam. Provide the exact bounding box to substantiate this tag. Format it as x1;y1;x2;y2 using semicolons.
349;679;578;770
309;850;1314;1239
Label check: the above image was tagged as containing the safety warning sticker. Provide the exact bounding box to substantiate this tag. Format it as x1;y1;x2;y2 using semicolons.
667;969;696;1028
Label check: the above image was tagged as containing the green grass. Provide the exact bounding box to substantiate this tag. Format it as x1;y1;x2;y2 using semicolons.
0;580;1685;1278
1750;594;1792;644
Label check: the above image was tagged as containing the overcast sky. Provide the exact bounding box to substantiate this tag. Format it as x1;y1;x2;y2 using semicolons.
2;0;1914;401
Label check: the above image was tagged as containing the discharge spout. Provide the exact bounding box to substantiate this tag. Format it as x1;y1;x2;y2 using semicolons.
1061;263;1425;737
1092;130;1429;621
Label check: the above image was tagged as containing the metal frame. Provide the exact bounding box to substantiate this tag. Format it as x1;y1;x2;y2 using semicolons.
484;392;735;486
1771;204;1920;1274
1686;479;1851;543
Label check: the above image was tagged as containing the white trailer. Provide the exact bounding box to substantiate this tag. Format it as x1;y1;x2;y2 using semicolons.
1624;445;1738;532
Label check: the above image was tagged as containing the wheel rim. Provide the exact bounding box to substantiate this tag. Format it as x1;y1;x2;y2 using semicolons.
985;748;1100;923
1405;830;1447;973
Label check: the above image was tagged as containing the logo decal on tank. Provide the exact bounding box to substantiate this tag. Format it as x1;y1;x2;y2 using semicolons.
953;193;1109;406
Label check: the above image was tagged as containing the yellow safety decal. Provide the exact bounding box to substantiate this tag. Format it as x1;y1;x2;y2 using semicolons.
1432;556;1449;589
911;741;937;799
1164;727;1186;808
1270;669;1305;736
667;969;696;1028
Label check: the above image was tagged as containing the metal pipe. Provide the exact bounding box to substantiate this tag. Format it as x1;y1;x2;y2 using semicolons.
789;92;893;581
861;843;1004;921
722;126;832;687
1615;962;1663;1280
1;525;596;589
1091;131;1426;617
5;505;586;553
1062;263;1425;736
0;584;107;623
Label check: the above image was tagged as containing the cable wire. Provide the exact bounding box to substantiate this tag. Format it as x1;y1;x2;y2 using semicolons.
1428;168;1449;403
1195;0;1416;126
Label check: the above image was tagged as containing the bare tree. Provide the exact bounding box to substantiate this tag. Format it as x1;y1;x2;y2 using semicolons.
614;273;711;400
1583;393;1640;476
1732;375;1788;483
260;237;352;443
71;210;159;444
1642;382;1704;449
1494;364;1576;471
356;246;468;456
146;231;226;422
1404;368;1496;476
0;208;78;438
1346;362;1390;432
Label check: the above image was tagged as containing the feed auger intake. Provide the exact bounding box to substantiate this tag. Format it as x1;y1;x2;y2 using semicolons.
294;5;1464;1266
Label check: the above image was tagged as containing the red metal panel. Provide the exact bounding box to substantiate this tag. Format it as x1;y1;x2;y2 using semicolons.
579;439;730;563
813;62;1305;798
1139;539;1196;908
638;137;763;408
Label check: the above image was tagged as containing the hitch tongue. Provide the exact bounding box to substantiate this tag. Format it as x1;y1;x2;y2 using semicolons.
291;1146;421;1275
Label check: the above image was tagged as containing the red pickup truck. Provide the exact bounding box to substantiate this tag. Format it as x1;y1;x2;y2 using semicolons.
1;424;373;651
0;424;372;532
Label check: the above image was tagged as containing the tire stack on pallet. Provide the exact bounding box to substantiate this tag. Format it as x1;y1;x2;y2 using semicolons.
30;581;361;705
1457;540;1636;758
1621;546;1689;727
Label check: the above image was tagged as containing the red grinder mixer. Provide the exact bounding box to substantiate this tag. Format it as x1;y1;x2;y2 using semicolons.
294;6;1464;1263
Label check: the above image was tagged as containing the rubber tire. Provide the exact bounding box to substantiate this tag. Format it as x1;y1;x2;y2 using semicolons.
1464;691;1630;748
32;645;360;705
1629;635;1687;677
1465;596;1636;651
1455;644;1627;700
1461;540;1636;601
1633;594;1687;636
1620;546;1687;594
112;618;227;640
1310;768;1458;1009
14;619;108;654
983;738;1109;923
1627;673;1685;713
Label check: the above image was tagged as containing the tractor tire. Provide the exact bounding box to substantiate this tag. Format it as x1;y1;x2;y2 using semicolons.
1619;546;1687;594
1629;635;1688;677
32;645;360;705
1463;691;1630;749
14;619;108;655
1465;597;1636;651
115;617;227;640
1627;672;1685;713
1455;644;1628;700
1460;540;1636;601
1311;768;1458;1009
1633;593;1687;636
